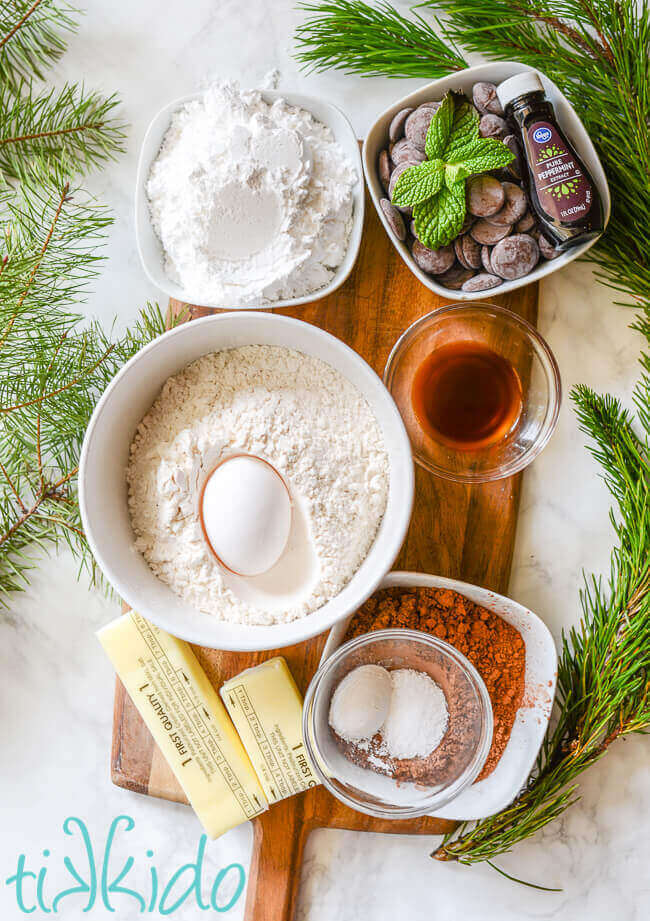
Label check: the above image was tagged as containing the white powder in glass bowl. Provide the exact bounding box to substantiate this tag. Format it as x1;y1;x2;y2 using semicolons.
146;80;357;306
126;345;389;625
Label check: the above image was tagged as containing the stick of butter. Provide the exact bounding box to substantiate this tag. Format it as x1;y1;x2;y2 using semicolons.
98;612;268;838
220;657;319;804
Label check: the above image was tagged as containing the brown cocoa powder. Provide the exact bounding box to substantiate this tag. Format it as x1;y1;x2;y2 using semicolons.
343;586;526;782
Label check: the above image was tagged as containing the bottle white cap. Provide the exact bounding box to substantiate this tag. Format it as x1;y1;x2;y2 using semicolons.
497;72;545;109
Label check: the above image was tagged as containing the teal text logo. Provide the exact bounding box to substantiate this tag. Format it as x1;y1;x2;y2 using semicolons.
5;816;245;914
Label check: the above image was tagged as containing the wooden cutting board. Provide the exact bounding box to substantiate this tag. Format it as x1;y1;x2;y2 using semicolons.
111;187;538;920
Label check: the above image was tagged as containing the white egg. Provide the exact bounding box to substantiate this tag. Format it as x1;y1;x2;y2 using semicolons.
200;455;292;577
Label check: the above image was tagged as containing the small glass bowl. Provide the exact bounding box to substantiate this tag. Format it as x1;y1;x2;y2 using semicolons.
303;629;493;819
383;303;561;483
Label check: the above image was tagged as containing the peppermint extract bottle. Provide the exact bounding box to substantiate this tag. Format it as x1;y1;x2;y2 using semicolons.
497;72;604;250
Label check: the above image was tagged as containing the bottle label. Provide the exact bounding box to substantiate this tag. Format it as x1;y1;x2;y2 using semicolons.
527;121;593;223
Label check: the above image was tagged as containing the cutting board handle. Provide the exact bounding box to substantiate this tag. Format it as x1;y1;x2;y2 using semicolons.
244;802;314;921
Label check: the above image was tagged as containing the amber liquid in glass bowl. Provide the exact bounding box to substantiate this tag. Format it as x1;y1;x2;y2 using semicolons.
383;303;561;483
411;342;523;451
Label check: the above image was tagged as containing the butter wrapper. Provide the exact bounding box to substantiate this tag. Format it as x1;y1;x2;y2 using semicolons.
98;612;268;838
221;657;319;804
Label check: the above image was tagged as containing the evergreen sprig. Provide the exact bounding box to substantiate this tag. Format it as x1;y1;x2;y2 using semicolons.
0;167;170;600
295;0;465;76
0;81;127;180
435;382;650;865
0;0;77;92
0;2;164;598
295;0;650;873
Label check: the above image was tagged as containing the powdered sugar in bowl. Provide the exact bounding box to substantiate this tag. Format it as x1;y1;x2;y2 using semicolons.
135;83;364;310
303;630;493;818
79;313;413;651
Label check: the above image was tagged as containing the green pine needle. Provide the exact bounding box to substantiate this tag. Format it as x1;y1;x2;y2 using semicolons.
0;2;160;598
0;0;78;93
295;0;466;77
0;81;127;180
0;168;173;601
435;381;650;866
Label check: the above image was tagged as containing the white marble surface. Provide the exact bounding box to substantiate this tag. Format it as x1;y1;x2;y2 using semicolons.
1;1;648;918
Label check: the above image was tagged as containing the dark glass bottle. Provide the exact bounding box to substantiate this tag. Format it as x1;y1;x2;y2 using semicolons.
497;73;604;250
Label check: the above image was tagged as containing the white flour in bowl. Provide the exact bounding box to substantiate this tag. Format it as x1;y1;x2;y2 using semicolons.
127;345;389;625
146;80;357;305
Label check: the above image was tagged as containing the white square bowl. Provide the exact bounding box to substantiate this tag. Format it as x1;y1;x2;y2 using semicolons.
363;61;611;301
135;90;364;310
320;571;558;820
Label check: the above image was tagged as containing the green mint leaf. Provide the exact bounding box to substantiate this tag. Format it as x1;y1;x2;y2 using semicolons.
452;97;480;138
414;181;466;250
444;133;493;163
391;159;444;207
443;98;479;161
445;163;470;187
457;137;515;174
445;135;515;172
425;92;454;160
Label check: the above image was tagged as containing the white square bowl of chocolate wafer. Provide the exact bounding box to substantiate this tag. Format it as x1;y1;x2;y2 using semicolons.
363;62;610;300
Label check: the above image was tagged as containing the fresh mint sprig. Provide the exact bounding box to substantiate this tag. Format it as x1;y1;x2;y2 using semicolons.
424;90;454;158
392;91;514;250
391;159;444;204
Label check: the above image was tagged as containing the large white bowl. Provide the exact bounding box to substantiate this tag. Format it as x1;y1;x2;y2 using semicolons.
363;61;610;302
321;571;557;820
136;90;364;310
79;313;414;651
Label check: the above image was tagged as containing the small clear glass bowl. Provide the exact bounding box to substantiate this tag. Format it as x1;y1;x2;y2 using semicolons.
303;629;493;819
383;303;561;483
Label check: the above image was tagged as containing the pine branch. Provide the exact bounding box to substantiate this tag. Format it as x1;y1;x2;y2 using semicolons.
0;0;77;93
0;314;171;603
0;1;176;600
430;0;625;68
0;82;127;180
434;382;650;865
295;0;466;77
431;0;616;65
0;301;171;601
0;173;70;352
0;160;113;367
0;157;178;602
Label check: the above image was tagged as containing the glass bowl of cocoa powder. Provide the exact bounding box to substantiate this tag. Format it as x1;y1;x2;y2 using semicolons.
303;629;493;818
